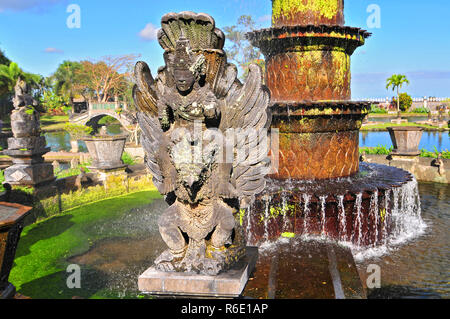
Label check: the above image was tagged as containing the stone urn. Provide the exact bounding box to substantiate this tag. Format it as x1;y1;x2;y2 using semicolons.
82;135;128;171
0;202;32;299
387;126;424;157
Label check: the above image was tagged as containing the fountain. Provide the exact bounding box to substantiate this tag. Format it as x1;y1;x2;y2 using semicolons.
245;0;422;247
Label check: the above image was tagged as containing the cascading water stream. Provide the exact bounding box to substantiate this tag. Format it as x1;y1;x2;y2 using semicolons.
337;195;347;241
264;197;270;241
302;194;312;235
370;190;379;246
352;193;363;246
320;196;327;237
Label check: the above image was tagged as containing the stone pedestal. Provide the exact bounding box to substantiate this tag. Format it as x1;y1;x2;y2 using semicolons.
138;247;258;298
3;148;55;186
390;118;408;124
3;106;54;187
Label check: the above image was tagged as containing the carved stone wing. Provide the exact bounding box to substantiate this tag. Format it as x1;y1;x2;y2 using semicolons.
133;61;166;193
220;64;271;208
134;61;159;116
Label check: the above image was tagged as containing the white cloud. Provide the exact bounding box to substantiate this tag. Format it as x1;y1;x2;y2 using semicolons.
139;23;159;41
44;47;63;54
0;0;65;13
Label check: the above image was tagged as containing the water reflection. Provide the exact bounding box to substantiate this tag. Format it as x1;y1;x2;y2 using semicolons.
44;124;125;153
360;131;449;152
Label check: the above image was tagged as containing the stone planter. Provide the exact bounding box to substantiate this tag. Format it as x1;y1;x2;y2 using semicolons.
82;135;127;171
0;202;32;299
388;126;424;156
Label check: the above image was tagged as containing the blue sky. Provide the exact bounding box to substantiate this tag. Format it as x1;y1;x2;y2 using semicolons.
0;0;449;99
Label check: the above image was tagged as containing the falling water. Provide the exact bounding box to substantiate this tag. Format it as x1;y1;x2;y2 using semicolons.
302;194;312;235
337;195;347;241
389;179;425;246
281;194;290;233
246;205;252;244
370;190;379;246
264;197;270;240
320;196;327;237
352;178;426;261
352;193;363;246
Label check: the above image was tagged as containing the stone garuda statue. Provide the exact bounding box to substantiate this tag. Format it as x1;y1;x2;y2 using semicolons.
133;12;271;275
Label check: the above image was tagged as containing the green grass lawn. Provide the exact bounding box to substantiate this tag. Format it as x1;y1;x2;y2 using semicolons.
361;122;448;131
368;112;448;117
40;115;69;132
9;189;162;299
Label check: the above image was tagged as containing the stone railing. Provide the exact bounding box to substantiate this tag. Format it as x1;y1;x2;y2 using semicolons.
359;97;449;112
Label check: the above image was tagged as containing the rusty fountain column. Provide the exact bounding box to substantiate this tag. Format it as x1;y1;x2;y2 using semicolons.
242;1;420;248
248;0;372;180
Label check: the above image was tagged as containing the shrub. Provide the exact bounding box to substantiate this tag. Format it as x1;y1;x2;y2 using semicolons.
64;123;93;140
54;162;91;179
40;91;71;115
360;145;393;155
393;93;413;112
369;104;388;114
420;147;450;159
122;152;136;165
411;107;429;114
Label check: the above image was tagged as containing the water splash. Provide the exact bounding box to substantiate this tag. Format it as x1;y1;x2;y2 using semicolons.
352;178;426;261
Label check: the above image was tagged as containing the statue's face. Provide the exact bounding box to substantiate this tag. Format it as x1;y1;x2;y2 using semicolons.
174;68;195;93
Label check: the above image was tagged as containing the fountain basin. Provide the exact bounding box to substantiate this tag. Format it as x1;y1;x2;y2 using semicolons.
245;163;419;248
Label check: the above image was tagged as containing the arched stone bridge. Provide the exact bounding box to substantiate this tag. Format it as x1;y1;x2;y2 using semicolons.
70;102;136;129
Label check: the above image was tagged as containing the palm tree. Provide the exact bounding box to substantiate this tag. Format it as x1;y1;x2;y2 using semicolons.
0;62;22;95
53;61;82;107
386;74;410;114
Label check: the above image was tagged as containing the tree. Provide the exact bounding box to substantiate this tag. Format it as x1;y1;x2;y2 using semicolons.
393;92;413;112
0;50;10;66
0;62;22;94
386;74;410;113
223;15;264;80
77;55;138;103
0;61;43;98
53;61;83;105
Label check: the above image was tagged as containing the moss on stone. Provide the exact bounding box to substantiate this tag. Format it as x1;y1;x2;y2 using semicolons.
331;50;350;87
273;0;340;22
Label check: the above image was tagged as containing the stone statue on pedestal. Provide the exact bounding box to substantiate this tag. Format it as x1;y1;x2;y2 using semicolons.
3;78;54;186
134;12;271;275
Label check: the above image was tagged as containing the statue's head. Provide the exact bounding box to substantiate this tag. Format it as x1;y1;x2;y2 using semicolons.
171;33;206;94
